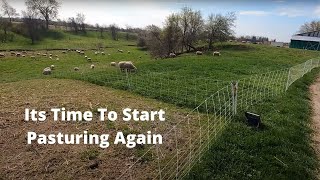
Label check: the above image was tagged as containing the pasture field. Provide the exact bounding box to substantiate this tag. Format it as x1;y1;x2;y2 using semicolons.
1;30;320;179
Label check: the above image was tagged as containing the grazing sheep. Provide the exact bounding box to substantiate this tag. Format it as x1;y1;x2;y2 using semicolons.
85;56;88;59
42;54;47;57
87;58;92;61
37;53;41;55
10;51;15;56
56;58;59;60
80;51;85;55
43;67;51;75
49;57;52;59
213;51;221;56
22;51;27;54
16;53;21;57
0;53;5;57
127;51;130;54
22;55;26;57
50;65;55;70
118;61;137;72
49;54;52;57
30;56;36;59
108;54;111;56
118;49;123;53
74;67;79;71
110;62;117;66
90;64;95;69
169;53;176;58
62;51;67;54
196;51;203;55
95;51;99;55
101;52;105;55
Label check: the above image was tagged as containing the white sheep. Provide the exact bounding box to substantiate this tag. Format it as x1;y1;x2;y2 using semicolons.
62;51;67;54
22;55;26;57
10;51;15;55
101;52;105;55
85;56;88;59
108;54;111;56
30;56;36;59
49;57;52;59
196;51;203;55
56;58;59;60
49;54;52;57
87;58;92;61
110;62;117;66
118;49;123;53
0;53;5;57
50;65;55;70
16;53;21;57
95;51;99;55
213;51;221;56
74;67;79;71
42;54;47;57
43;67;51;75
169;53;176;58
118;61;137;72
90;64;95;69
37;53;41;55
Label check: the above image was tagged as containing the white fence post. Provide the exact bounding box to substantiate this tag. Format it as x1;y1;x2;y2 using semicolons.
231;81;238;115
285;68;291;91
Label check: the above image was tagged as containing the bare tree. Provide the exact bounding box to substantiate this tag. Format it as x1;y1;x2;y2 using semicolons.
145;25;166;58
1;0;18;22
22;9;40;44
109;23;118;40
299;20;320;33
179;7;204;52
68;17;78;33
206;12;236;49
25;0;60;30
163;13;181;54
0;16;11;42
76;13;85;33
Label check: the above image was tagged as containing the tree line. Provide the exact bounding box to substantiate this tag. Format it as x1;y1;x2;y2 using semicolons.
138;7;237;58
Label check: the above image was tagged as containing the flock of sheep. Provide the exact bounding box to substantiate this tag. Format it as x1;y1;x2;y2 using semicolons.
41;49;137;75
0;49;221;76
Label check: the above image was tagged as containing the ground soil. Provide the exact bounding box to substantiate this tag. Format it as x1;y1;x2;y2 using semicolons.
0;79;195;180
310;75;320;178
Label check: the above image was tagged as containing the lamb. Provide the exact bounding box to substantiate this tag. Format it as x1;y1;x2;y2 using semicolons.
118;61;137;72
169;53;176;58
110;62;117;66
43;67;51;75
196;51;203;55
118;49;123;53
74;67;79;71
90;64;95;69
50;65;55;70
213;51;221;56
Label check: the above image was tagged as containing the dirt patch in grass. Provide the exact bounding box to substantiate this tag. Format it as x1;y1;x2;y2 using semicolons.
310;75;320;178
0;79;201;179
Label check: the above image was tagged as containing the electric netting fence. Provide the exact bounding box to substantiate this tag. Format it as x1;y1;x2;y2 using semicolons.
54;58;320;180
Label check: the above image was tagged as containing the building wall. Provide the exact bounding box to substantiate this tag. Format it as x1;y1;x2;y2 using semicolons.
290;40;320;51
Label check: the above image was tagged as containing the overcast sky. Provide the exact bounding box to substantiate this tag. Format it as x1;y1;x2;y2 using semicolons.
6;0;320;42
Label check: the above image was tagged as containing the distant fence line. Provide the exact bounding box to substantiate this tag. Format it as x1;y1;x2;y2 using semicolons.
55;57;320;179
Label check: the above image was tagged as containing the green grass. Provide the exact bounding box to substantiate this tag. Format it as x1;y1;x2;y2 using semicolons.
1;32;319;108
186;68;319;180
